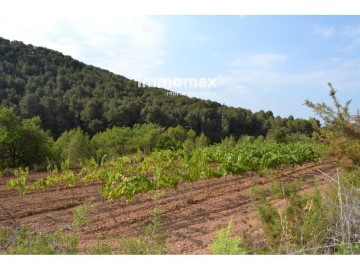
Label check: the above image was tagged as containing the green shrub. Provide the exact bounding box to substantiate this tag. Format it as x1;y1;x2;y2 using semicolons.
88;242;112;255
321;167;360;252
118;208;167;254
54;128;94;166
335;244;360;255
211;221;248;255
305;83;360;168
0;226;78;254
73;203;92;229
0;107;53;169
254;183;328;254
269;179;301;199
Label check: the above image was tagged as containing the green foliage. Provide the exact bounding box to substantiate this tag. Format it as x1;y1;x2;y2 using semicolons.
119;208;167;254
254;182;328;254
267;128;313;144
7;141;322;201
220;135;237;147
88;242;112;255
252;185;267;200
195;132;210;148
0;37;318;143
88;235;112;255
269;180;301;200
157;125;199;151
256;199;283;249
266;127;290;143
0;107;53;169
340;166;360;187
305;83;360;168
6;167;29;195
91;123;167;158
237;135;254;145
322;166;360;253
335;244;360;255
131;123;165;155
182;138;196;152
91;126;132;158
0;226;78;255
211;221;248;255
72;203;92;229
54;128;94;166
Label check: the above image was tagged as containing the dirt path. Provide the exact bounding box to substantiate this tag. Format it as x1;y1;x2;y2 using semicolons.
0;161;338;254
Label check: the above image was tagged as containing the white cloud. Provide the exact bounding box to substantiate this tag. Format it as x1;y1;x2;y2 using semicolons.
336;23;360;54
217;53;360;97
343;23;360;38
214;53;360;117
0;3;168;80
313;24;336;38
217;53;288;93
230;54;287;69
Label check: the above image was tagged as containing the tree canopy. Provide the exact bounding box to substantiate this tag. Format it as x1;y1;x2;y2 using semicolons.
0;37;318;142
0;107;53;169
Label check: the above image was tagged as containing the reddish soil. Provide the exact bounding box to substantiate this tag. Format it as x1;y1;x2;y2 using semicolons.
0;161;338;254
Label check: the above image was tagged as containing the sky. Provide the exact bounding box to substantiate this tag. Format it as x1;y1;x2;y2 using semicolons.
0;2;360;119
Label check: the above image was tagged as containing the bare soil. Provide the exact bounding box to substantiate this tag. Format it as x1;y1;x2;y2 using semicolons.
0;161;338;254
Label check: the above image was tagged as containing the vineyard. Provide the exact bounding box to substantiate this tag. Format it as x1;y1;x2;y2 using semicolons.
1;164;337;254
1;141;340;254
6;142;324;201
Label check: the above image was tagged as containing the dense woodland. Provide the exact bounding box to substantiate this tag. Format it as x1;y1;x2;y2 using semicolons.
0;37;319;139
0;37;321;169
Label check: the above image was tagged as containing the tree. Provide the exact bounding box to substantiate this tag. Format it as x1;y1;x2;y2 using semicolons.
0;36;319;143
266;127;290;143
195;132;209;148
0;107;53;169
54;128;94;166
220;135;236;147
305;83;360;167
19;92;41;119
91;126;132;158
131;124;165;154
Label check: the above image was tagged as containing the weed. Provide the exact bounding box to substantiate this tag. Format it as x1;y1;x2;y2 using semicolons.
0;225;78;254
118;208;168;254
254;180;328;254
335;243;360;255
73;203;92;229
211;221;249;255
269;179;301;199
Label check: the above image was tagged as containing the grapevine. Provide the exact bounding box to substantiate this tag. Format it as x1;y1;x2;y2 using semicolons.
7;142;323;201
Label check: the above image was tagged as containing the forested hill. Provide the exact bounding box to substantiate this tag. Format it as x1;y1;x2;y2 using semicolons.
0;37;318;141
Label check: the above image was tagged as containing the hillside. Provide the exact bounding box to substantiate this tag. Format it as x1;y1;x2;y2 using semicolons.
0;37;317;141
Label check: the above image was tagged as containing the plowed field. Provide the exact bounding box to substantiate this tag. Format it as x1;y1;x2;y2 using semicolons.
0;162;338;254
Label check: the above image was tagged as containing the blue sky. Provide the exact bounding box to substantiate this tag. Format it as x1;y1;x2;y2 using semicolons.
1;12;360;119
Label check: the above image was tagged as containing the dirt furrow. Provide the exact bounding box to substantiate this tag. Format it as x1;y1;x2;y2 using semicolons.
0;161;338;254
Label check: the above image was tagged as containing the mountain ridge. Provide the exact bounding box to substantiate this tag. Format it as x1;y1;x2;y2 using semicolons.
0;36;317;141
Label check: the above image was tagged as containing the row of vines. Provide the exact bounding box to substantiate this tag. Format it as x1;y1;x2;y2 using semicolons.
7;142;324;200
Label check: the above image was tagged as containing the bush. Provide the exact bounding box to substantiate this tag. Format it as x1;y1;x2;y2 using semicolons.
320;168;360;254
118;208;167;254
0;226;78;255
91;126;132;159
0;107;53;169
73;203;92;229
305;83;360;168
211;221;248;255
88;238;112;255
335;244;360;255
254;181;328;254
54;128;94;167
